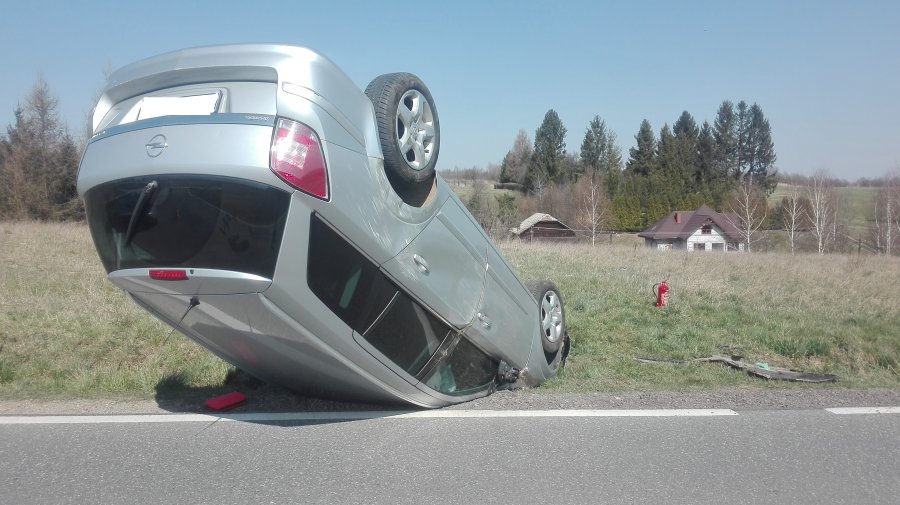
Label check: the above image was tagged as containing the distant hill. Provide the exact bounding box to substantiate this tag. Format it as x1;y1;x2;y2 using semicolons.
769;183;877;236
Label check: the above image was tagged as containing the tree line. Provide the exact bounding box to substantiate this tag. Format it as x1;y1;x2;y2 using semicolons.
496;100;777;233
471;104;899;255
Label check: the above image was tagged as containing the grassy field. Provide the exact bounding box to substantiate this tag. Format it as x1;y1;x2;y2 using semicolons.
0;221;898;400
502;241;899;392
769;183;877;237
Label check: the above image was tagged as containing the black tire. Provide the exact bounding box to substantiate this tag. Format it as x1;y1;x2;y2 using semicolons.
365;73;439;206
526;280;566;354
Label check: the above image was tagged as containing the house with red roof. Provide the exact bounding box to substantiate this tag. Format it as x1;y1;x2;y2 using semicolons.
638;205;744;252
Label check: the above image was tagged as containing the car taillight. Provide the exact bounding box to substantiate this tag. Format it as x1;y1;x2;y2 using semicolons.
149;269;189;281
270;118;329;200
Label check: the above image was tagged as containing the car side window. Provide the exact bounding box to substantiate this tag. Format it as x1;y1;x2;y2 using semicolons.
424;337;497;396
307;214;396;334
307;214;452;376
362;293;451;376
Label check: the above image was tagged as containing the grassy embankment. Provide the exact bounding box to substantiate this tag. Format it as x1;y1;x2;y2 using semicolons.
0;221;897;399
768;183;876;237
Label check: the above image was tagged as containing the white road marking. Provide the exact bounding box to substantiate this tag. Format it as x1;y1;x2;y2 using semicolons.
825;407;900;415
0;409;738;425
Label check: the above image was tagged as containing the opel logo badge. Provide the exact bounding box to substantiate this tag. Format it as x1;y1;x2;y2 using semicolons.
145;134;168;158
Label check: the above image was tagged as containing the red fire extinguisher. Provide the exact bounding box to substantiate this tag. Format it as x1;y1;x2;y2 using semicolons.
653;280;670;307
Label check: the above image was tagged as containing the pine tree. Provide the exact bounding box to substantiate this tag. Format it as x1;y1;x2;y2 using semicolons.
52;133;82;220
645;192;670;227
735;100;751;179
0;78;81;220
657;123;678;182
579;116;603;178
713;100;737;179
611;193;642;231
672;111;699;190
527;109;567;191
579;115;622;193
626;119;657;177
696;121;717;188
600;128;623;196
747;103;777;193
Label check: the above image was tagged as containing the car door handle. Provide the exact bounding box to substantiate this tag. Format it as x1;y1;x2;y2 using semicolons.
476;312;492;329
412;254;429;274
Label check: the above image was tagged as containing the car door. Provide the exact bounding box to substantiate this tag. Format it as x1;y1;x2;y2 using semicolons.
381;198;487;329
465;247;536;366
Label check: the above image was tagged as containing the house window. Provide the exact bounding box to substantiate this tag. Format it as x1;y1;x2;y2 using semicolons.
701;224;712;235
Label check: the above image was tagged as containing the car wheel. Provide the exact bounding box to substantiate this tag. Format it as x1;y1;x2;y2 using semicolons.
365;73;439;206
526;280;566;354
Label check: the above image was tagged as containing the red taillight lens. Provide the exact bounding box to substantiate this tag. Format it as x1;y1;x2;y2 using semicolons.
149;269;189;281
270;118;329;200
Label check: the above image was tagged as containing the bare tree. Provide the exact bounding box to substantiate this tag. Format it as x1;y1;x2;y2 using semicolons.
808;169;835;254
781;185;807;254
498;130;533;185
871;169;900;255
531;171;548;209
575;172;610;246
725;177;768;252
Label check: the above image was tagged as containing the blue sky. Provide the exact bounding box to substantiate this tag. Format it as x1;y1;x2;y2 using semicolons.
1;0;898;179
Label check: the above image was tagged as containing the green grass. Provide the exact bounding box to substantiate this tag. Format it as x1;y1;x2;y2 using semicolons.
497;240;900;392
0;222;232;398
0;222;898;399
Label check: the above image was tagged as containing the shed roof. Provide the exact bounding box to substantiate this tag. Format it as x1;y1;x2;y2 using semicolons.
638;205;742;241
512;213;574;235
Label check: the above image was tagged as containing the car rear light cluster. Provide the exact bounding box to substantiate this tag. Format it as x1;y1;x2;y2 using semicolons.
270;118;329;200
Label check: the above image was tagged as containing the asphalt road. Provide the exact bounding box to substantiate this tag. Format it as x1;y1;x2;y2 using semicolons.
2;407;898;504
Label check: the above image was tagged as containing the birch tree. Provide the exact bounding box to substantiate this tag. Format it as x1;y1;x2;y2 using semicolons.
780;185;807;255
725;177;768;252
872;172;900;255
575;172;609;246
808;170;835;254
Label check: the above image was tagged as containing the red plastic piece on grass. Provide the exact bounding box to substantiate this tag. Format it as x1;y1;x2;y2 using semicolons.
205;391;247;411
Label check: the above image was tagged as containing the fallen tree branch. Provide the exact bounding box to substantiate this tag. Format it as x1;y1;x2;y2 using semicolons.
636;355;838;383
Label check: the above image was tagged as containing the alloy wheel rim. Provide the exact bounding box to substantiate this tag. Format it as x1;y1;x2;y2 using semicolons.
541;291;563;343
395;89;435;170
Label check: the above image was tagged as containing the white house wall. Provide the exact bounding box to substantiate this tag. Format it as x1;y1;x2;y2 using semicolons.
646;238;684;250
687;225;727;252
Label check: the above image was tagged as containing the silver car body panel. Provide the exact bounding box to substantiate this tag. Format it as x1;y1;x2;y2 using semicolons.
93;44;381;158
110;269;272;295
128;290;427;405
78;44;561;407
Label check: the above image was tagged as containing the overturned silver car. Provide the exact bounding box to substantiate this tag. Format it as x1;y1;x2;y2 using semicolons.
77;44;568;407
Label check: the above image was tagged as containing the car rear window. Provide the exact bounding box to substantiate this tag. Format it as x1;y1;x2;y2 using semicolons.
83;175;289;277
